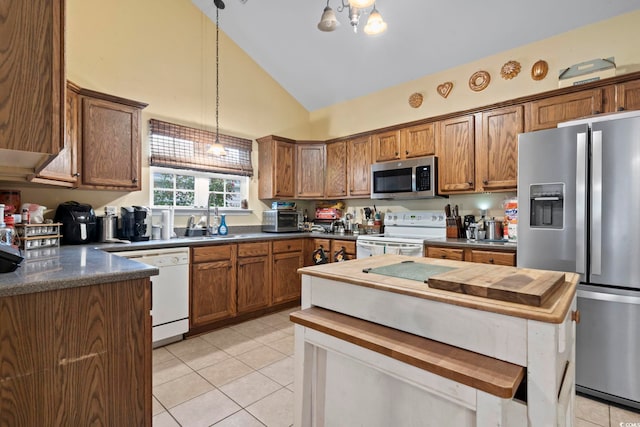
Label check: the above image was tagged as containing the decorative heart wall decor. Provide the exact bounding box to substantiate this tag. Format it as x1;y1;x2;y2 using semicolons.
437;82;453;98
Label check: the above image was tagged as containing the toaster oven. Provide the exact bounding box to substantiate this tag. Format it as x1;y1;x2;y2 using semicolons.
262;210;302;233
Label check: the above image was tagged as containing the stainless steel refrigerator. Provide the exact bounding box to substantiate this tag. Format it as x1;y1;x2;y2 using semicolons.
517;110;640;410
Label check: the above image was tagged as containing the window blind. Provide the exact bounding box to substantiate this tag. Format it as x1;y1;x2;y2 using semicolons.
149;119;253;176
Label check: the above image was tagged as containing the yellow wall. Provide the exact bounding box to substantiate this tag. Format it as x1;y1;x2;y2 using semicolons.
13;0;310;227
7;7;640;224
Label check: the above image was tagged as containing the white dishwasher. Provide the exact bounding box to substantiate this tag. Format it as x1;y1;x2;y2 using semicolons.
114;247;189;347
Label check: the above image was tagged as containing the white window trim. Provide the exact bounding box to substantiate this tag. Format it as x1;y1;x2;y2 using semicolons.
149;166;252;215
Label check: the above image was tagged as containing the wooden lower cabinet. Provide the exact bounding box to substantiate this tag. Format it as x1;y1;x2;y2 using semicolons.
330;239;357;262
237;242;271;313
272;239;304;304
425;245;516;266
0;279;152;426
191;245;238;327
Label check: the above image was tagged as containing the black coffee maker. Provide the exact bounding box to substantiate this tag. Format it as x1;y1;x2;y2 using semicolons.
463;215;476;233
120;206;151;241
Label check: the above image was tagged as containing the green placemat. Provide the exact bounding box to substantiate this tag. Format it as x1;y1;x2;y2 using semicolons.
364;261;457;283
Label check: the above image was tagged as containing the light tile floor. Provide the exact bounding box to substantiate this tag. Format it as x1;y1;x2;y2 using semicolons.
153;305;640;427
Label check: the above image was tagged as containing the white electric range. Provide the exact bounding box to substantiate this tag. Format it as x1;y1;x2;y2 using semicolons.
356;210;446;258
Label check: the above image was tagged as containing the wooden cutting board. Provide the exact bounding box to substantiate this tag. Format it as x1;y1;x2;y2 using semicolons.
427;264;566;307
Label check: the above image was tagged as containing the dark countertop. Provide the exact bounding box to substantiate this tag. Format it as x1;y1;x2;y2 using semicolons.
0;246;159;298
1;231;516;298
424;237;517;251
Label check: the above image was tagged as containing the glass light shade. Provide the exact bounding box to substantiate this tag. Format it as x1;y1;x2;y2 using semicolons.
348;0;375;8
317;6;339;32
208;141;227;156
364;8;387;35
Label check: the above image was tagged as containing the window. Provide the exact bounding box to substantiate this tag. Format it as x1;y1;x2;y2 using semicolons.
150;167;249;210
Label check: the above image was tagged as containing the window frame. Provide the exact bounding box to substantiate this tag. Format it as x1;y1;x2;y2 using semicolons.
149;166;251;214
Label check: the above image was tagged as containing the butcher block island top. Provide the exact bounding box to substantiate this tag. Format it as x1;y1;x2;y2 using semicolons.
293;255;579;427
297;254;577;323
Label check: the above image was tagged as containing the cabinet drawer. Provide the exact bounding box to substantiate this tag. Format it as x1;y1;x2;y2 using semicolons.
273;239;304;254
192;244;235;263
238;241;270;257
332;240;356;255
470;250;516;266
426;247;464;261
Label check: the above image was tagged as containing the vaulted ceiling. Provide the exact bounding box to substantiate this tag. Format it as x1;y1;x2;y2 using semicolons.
192;0;640;111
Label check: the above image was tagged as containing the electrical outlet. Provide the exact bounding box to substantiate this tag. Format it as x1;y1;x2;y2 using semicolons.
105;205;117;216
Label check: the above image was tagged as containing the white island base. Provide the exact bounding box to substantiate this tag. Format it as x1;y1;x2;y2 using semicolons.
291;255;578;427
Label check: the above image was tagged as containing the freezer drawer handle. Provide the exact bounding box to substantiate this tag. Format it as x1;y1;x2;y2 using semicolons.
578;289;640;305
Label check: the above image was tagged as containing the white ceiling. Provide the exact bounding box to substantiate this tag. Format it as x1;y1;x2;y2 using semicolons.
192;0;640;111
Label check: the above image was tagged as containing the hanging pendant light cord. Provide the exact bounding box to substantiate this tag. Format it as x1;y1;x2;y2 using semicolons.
215;5;220;144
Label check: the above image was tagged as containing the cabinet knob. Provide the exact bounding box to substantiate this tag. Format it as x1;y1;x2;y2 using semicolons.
73;172;80;177
395;152;399;156
467;181;473;186
571;310;581;323
618;107;626;112
483;180;488;185
592;110;601;115
405;150;409;155
489;258;494;264
132;177;138;183
440;255;446;259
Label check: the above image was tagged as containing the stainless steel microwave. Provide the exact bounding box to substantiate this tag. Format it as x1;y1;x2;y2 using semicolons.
371;156;438;199
262;210;302;233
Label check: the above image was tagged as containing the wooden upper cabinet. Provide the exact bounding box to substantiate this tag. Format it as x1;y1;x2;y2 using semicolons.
0;0;64;155
79;94;144;190
476;106;523;192
525;89;604;131
438;115;476;193
614;80;640;111
401;122;436;158
296;143;325;198
32;82;80;185
348;135;372;197
258;135;296;199
372;130;401;162
325;141;347;198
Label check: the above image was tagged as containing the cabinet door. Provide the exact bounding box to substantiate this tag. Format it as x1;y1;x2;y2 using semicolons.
0;0;64;155
331;240;357;261
425;247;464;261
438;115;475;193
477;106;523;191
272;252;304;304
373;130;401;162
274;140;296;198
526;89;604;131
296;144;325;198
348;136;372;197
401;123;436;158
615;80;640;112
34;84;80;185
325;141;347;198
80;97;141;189
191;259;237;327
237;255;271;313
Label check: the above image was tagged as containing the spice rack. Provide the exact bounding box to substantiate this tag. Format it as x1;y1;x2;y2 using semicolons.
15;223;62;253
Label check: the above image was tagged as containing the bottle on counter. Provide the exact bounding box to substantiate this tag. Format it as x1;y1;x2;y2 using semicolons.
218;214;228;236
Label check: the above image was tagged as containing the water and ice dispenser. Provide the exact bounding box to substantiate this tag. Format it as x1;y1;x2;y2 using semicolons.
529;183;564;229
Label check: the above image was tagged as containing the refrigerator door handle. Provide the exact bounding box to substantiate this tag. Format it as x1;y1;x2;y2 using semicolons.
575;132;587;274
591;130;603;276
577;289;640;305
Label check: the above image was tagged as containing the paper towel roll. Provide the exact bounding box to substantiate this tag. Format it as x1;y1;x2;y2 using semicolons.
161;210;171;240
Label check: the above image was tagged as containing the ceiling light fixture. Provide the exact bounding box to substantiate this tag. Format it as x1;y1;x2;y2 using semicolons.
317;0;387;35
208;0;227;157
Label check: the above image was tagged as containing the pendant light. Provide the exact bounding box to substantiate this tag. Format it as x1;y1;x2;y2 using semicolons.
208;0;227;156
317;1;386;36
